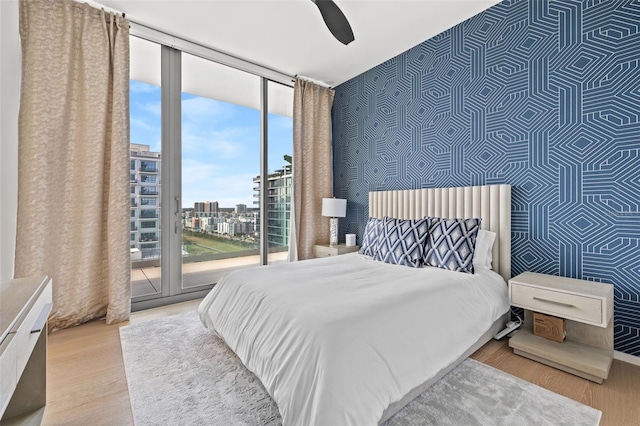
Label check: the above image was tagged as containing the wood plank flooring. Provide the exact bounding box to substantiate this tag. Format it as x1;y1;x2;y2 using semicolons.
42;300;640;425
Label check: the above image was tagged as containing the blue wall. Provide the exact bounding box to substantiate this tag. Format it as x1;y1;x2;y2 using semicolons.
332;0;640;356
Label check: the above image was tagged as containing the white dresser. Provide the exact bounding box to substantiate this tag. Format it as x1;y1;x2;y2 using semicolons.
0;276;52;424
508;272;613;383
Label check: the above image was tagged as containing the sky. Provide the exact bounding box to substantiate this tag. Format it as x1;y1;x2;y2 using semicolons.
130;80;293;208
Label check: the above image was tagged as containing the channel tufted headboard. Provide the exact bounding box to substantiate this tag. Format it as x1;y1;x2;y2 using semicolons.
369;184;511;282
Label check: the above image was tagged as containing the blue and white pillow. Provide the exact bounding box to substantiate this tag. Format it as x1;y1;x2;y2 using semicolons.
374;217;432;268
424;218;481;274
359;217;383;257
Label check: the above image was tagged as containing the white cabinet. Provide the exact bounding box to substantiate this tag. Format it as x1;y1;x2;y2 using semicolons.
0;276;52;423
508;272;613;383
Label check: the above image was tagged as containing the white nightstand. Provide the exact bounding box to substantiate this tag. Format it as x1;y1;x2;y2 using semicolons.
508;272;613;383
313;244;359;258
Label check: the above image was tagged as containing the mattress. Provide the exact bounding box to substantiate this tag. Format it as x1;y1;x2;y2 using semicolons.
199;253;510;426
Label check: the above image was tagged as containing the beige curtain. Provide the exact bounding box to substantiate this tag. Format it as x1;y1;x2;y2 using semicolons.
290;78;336;261
15;0;131;329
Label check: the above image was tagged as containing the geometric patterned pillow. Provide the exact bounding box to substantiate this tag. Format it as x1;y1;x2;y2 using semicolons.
423;218;482;274
359;217;384;257
374;217;432;268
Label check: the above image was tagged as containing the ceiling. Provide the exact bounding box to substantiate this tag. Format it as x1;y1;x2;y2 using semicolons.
95;0;500;87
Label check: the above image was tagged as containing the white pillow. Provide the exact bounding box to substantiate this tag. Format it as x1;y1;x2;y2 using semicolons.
473;230;496;270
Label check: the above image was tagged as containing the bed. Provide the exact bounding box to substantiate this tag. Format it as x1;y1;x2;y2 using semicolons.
199;184;512;425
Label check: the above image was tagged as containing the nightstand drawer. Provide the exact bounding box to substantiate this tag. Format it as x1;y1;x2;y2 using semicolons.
511;283;603;326
313;244;359;258
314;246;334;258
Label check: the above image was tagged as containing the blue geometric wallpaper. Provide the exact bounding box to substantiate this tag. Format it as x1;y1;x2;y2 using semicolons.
332;0;640;356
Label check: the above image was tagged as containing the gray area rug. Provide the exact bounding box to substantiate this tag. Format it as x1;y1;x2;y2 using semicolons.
120;311;602;426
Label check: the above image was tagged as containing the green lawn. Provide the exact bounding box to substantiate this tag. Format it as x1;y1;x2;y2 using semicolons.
183;244;216;256
182;234;251;254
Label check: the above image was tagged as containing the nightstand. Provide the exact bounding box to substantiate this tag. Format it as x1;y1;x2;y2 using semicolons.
508;272;613;383
313;244;359;258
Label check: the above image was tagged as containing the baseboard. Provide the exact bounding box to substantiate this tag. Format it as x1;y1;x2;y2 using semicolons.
614;350;640;367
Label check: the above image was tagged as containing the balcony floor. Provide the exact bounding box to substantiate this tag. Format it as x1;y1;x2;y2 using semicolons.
131;251;288;298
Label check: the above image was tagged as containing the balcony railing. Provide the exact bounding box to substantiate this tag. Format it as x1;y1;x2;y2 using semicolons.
139;235;158;242
140;165;158;173
131;151;160;159
140;188;159;196
140;212;159;219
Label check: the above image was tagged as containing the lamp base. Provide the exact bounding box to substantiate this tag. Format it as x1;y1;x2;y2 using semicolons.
329;217;339;246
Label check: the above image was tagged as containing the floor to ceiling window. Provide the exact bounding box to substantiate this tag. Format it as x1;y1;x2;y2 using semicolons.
267;81;293;263
129;33;293;308
129;36;162;299
180;52;261;290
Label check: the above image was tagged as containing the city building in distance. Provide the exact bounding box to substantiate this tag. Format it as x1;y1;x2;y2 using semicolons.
130;142;292;262
130;143;161;260
253;164;292;248
194;201;218;214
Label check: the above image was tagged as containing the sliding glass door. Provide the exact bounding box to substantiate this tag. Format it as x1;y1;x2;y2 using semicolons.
129;36;293;308
267;81;293;264
180;53;261;290
129;36;163;299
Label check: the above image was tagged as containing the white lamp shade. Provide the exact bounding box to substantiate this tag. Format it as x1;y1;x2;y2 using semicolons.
322;198;347;217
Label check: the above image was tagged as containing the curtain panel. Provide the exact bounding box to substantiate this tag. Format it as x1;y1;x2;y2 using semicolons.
290;78;336;261
16;0;131;329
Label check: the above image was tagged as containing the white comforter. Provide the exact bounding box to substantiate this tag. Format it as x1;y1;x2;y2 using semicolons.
199;253;509;426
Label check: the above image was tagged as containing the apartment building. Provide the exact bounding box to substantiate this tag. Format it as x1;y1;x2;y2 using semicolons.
130;143;161;260
253;164;292;248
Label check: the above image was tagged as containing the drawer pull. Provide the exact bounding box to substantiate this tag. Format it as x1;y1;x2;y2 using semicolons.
31;303;52;334
532;297;574;308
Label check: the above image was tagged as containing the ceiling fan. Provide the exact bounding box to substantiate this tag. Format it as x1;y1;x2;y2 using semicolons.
311;0;355;45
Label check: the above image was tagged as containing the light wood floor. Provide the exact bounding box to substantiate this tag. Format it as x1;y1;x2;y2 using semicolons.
42;300;640;426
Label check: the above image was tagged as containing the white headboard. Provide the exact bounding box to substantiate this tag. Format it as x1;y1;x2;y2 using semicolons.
369;184;511;282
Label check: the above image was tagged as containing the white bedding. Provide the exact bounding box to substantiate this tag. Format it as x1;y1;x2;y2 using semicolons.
199;253;509;426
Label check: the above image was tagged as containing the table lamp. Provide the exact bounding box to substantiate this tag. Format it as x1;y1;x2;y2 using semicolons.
322;198;347;246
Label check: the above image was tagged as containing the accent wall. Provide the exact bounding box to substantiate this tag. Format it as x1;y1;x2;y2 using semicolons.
332;0;640;355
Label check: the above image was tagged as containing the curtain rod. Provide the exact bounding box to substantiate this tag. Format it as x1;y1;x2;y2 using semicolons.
295;75;333;89
84;1;295;87
129;21;295;88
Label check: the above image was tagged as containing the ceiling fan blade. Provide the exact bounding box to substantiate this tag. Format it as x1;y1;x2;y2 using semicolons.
312;0;355;45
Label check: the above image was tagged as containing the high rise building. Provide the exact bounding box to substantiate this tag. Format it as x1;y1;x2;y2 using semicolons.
204;201;218;214
130;143;161;260
194;201;218;215
212;201;219;214
235;203;247;214
253;164;292;248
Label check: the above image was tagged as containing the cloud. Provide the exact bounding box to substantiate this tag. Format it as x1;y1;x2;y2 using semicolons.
182;96;228;122
182;159;256;208
130;81;160;94
131;117;158;132
183;125;259;160
141;101;161;116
